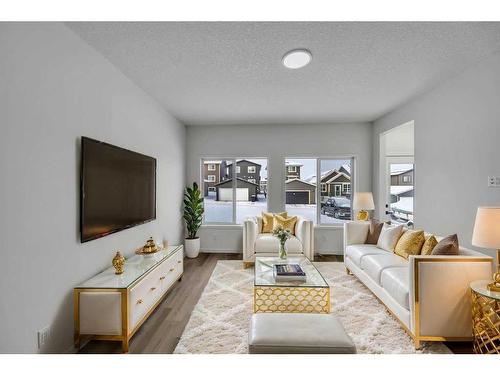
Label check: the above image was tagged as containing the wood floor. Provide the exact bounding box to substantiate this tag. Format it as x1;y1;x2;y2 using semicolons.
78;252;471;354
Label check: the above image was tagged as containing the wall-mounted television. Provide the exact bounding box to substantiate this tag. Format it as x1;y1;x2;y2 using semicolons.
80;137;156;243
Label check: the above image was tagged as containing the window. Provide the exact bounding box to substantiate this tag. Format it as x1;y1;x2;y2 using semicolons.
389;163;414;224
207;164;216;171
202;158;268;224
248;166;256;173
285;158;316;223
320;159;353;224
202;159;233;223
284;158;354;225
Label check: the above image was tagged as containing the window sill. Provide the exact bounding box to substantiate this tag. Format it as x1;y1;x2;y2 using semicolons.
200;224;243;229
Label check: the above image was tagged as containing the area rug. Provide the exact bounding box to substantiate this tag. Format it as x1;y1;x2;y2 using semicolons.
174;260;451;354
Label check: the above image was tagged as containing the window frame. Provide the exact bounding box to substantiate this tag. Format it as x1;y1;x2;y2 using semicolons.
200;157;268;225
206;175;216;182
207;164;216;171
248;165;256;174
283;156;355;227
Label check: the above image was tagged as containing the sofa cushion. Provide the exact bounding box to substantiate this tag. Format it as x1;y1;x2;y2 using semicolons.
359;254;407;284
377;223;404;252
421;235;438;255
380;267;410;310
261;212;288;233
431;234;459;255
255;233;302;253
273;215;298;235
394;229;425;259
365;219;384;245
345;244;388;268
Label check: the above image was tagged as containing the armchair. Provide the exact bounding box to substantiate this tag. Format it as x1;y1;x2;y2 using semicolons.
243;215;314;268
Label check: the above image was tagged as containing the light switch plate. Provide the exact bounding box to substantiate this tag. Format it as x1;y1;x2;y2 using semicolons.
37;326;51;349
488;176;500;187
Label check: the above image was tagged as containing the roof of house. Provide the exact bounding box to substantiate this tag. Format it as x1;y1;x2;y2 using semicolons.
390;186;414;195
391;168;413;176
285;161;303;167
226;159;262;167
214;177;259;187
203;160;222;164
285;178;316;187
325;172;351;184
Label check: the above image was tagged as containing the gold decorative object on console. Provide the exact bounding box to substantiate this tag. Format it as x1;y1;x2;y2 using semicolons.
136;237;159;255
353;192;375;221
112;251;125;275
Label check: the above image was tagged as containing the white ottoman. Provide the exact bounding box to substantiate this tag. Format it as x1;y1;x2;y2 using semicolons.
248;313;356;354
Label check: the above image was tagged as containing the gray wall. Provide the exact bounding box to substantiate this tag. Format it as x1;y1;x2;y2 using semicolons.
186;123;373;254
373;51;500;255
0;23;186;353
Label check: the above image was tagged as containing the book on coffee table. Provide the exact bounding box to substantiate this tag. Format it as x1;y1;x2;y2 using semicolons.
273;264;306;282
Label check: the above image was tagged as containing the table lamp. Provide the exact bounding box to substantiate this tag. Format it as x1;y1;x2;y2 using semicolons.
353;192;375;221
472;207;500;292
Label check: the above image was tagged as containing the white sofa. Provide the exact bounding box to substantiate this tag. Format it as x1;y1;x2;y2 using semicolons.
343;221;493;348
243;215;314;267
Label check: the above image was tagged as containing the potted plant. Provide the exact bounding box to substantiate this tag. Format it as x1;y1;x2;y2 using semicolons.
183;182;204;258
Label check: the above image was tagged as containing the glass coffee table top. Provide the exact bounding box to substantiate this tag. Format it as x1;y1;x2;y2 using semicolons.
254;256;329;288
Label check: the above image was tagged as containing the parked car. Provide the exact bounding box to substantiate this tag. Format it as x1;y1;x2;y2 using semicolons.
321;197;351;220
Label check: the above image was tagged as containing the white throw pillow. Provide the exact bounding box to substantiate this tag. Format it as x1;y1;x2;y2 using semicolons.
377;223;404;252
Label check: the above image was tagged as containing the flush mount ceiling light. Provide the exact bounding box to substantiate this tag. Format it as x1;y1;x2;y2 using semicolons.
282;49;312;69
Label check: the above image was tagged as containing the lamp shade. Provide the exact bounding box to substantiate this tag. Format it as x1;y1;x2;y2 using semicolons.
353;192;375;210
472;207;500;248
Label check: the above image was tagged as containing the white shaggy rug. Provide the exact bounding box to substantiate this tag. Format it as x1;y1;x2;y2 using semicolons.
174;260;451;354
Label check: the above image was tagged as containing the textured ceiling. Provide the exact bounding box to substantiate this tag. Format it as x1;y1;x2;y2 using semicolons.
68;22;500;125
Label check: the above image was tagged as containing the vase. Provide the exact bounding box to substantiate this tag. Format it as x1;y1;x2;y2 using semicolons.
279;241;287;259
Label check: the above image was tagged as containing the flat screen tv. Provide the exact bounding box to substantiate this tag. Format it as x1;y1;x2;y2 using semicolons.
80;137;156;243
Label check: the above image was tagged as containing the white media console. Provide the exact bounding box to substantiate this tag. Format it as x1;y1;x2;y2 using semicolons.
74;245;184;352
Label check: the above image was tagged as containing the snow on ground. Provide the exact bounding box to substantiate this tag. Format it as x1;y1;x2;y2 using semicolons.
203;195;349;225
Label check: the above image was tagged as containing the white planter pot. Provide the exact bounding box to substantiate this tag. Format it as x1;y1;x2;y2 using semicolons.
184;238;200;258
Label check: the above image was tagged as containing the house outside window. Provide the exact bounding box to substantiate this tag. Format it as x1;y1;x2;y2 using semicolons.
201;158;268;224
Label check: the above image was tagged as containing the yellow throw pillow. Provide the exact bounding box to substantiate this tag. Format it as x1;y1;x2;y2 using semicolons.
273;215;297;235
261;212;287;233
421;235;438;255
394;229;425;259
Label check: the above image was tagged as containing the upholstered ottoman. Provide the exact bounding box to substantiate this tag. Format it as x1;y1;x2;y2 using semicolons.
248;313;356;354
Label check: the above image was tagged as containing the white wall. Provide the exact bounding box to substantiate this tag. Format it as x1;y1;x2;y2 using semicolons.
186;123;372;254
0;23;186;353
373;51;500;256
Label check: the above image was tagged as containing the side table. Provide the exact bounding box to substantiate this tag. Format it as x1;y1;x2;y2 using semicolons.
470;280;500;354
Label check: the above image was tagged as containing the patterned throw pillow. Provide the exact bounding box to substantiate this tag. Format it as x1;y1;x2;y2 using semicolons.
365;219;384;244
394;229;425;259
273;215;298;235
261;212;287;233
421;235;438;255
431;234;459;255
377;223;404;252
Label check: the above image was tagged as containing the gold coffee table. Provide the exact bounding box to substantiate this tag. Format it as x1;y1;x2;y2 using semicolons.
253;257;330;314
470;280;500;354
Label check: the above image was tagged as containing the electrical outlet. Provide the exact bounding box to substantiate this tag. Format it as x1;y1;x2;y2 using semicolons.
38;326;51;349
488;176;500;187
